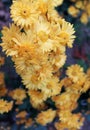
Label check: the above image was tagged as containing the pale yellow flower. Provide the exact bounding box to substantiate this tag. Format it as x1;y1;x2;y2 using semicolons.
50;19;75;48
1;24;21;56
66;64;86;83
11;0;39;28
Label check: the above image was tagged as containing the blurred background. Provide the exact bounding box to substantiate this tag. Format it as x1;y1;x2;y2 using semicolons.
0;0;90;130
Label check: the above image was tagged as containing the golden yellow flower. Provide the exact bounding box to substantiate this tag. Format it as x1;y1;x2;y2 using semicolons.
16;111;27;118
0;99;13;114
28;90;47;104
30;100;47;110
57;101;78;111
82;69;90;92
10;0;39;28
9;88;26;102
80;13;88;24
66;64;86;83
68;6;79;17
1;24;21;56
75;1;84;9
36;109;56;125
46;77;61;97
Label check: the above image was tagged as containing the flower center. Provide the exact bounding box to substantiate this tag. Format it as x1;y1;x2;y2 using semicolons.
59;32;69;45
21;9;30;18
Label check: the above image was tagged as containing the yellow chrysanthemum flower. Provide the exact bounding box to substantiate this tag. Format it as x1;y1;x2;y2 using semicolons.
36;109;56;125
9;88;26;103
10;0;39;28
1;24;21;56
68;6;79;17
80;12;88;24
28;90;47;104
50;19;75;48
0;99;13;114
66;64;86;83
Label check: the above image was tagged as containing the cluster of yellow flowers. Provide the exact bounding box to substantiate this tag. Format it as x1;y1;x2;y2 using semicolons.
68;0;90;24
53;64;90;130
1;0;90;129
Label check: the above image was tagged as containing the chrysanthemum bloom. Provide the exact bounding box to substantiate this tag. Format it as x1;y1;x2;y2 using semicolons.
10;0;39;28
36;109;56;125
0;99;13;114
66;64;86;83
9;88;26;104
68;6;79;17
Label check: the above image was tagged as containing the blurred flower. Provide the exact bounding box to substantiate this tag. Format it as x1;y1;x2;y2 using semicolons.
0;86;7;97
16;111;27;119
0;72;5;86
80;13;88;24
25;118;33;128
68;6;79;17
0;56;5;66
9;88;26;104
0;99;13;114
36;109;56;125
